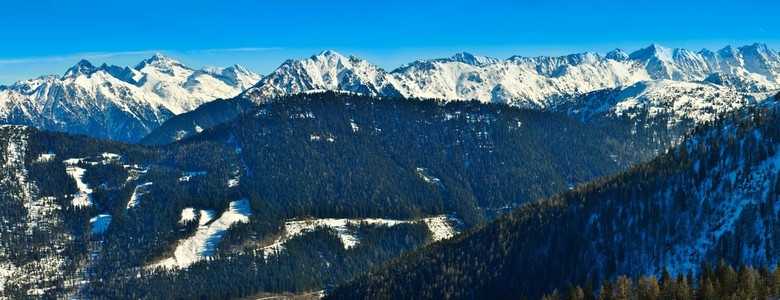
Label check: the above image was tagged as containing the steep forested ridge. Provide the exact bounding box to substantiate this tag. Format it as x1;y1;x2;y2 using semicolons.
185;92;664;225
328;101;780;299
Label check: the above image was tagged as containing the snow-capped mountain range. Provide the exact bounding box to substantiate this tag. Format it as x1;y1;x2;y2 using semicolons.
0;53;261;142
242;43;780;108
2;43;779;142
158;43;780;144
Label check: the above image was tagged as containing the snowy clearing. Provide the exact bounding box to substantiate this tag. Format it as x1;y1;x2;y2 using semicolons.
34;153;56;163
150;199;251;269
179;208;197;224
178;171;207;182
262;215;459;258
126;182;153;210
64;159;93;207
90;214;112;234
416;167;442;185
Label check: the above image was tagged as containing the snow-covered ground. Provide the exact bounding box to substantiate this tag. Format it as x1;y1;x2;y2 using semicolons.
262;215;459;258
178;171;207;182
0;54;261;142
150;199;251;269
199;209;216;225
415;167;442;185
242;45;780;111
63;159;93;207
90;214;112;234
126;182;153;210
179;208;197;224
34;153;56;163
0;127;73;296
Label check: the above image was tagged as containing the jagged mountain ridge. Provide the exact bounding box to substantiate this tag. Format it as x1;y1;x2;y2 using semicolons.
2;44;778;144
0;53;261;142
242;43;780;106
150;43;779;145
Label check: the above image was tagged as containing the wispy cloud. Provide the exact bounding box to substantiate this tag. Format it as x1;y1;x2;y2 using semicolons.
80;50;164;59
0;50;163;66
187;47;285;53
0;47;283;66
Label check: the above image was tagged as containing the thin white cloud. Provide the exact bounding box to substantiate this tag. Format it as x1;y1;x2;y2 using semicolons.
0;47;283;66
0;50;163;66
81;50;163;59
187;47;285;53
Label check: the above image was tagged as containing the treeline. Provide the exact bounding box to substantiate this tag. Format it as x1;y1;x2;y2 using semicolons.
542;261;780;300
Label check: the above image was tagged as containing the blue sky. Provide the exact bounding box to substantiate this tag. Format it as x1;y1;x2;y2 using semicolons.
1;0;778;84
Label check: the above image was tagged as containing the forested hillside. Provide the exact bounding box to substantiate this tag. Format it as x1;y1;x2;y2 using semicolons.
0;92;663;298
327;101;780;299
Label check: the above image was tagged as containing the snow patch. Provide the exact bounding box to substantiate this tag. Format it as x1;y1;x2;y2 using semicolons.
179;208;197;224
151;199;251;269
126;182;153;210
416;167;442;185
90;214;112;234
64;159;93;207
199;209;216;226
262;215;459;258
179;171;207;182
350;120;359;132
34;153;56;163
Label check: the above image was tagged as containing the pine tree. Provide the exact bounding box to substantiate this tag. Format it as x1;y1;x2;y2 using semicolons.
585;280;597;300
598;280;615;300
636;275;660;300
660;268;677;299
614;275;632;300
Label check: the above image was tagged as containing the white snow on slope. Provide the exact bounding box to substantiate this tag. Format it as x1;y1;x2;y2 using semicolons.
64;159;93;207
416;167;442;185
90;214;112;234
199;209;216;226
151;199;251;269
421;215;457;241
35;153;55;163
234;45;780;133
0;126;73;296
179;208;197;224
179;171;207;182
262;215;459;258
126;182;153;209
241;45;780;108
0;54;261;142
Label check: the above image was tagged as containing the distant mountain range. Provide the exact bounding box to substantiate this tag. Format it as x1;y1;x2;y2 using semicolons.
1;44;779;143
0;53;260;142
243;43;780;106
148;43;780;145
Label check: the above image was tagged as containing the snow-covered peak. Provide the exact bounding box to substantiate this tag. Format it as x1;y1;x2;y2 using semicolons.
629;43;674;61
606;49;629;61
63;59;98;78
740;42;772;54
192;64;262;90
135;52;190;72
446;52;502;66
225;64;253;76
242;50;399;102
0;53;262;141
716;45;739;58
312;50;347;61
